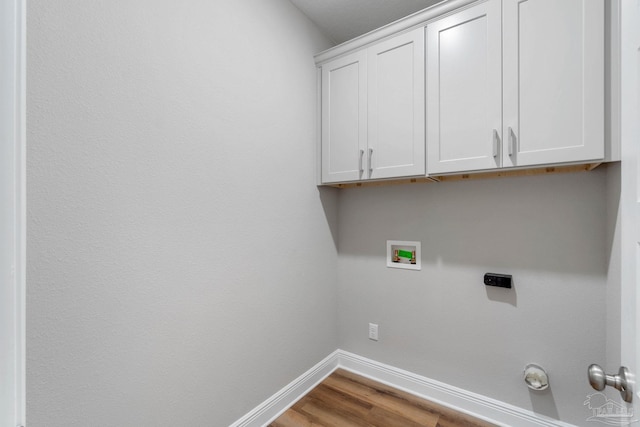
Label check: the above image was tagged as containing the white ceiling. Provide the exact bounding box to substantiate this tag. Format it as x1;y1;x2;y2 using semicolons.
289;0;443;45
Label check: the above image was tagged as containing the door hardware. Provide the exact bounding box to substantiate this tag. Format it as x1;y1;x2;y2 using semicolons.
588;364;633;403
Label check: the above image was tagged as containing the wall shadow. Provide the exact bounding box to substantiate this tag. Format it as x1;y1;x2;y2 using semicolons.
318;186;339;250
529;388;561;421
335;170;609;277
484;280;517;307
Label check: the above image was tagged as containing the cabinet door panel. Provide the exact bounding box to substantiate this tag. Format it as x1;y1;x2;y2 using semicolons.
427;0;502;174
368;28;425;179
321;51;367;183
503;0;604;167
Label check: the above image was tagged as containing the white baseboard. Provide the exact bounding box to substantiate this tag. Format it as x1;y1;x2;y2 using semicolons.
228;350;340;427
336;351;575;427
229;349;575;427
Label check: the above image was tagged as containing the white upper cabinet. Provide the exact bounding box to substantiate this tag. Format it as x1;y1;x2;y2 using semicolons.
321;28;425;184
427;0;604;175
320;0;608;182
321;50;367;183
503;0;604;168
427;0;502;174
368;29;425;180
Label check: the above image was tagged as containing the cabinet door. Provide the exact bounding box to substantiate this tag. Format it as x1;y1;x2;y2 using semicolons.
426;0;502;174
368;28;425;179
321;50;367;183
503;0;604;167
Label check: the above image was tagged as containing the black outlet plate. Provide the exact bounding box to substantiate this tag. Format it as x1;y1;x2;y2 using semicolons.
484;273;512;289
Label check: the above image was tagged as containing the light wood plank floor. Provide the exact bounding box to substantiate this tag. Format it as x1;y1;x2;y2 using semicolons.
269;369;497;427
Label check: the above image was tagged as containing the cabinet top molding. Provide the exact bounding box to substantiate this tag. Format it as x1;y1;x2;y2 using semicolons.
314;0;479;65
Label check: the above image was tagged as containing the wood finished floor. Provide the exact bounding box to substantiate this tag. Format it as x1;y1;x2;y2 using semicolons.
269;369;497;427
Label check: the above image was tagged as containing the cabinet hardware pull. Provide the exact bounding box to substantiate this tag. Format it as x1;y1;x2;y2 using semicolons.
508;127;516;156
492;129;499;158
359;149;364;174
368;148;374;175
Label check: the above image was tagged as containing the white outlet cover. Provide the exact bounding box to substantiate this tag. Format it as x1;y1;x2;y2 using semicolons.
387;240;421;270
369;323;379;341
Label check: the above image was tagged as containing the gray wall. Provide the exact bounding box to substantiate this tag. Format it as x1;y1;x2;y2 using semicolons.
336;170;609;425
26;0;616;426
606;164;621;379
26;1;337;426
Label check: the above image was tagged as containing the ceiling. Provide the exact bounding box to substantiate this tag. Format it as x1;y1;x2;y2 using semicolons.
289;0;443;45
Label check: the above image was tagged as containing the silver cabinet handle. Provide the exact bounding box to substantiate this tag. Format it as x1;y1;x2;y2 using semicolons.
508;127;516;156
359;149;364;174
368;148;374;174
492;129;499;158
588;364;633;403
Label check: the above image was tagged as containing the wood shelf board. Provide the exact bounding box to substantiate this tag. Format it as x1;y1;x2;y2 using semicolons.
434;162;603;182
326;176;438;189
322;163;604;189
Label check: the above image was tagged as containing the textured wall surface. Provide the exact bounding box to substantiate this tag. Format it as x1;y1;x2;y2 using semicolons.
336;170;609;425
27;1;337;425
26;1;619;426
605;164;621;383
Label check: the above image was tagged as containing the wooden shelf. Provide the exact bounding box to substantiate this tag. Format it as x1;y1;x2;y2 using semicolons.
324;162;604;189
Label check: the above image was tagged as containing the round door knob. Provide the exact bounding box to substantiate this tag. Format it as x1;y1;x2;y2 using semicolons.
588;364;606;391
588;364;633;403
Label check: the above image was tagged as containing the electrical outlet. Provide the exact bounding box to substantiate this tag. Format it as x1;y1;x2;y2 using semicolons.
369;323;379;341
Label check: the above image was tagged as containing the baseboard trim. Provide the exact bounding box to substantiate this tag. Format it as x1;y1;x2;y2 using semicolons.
229;349;575;427
228;350;340;427
336;351;574;427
